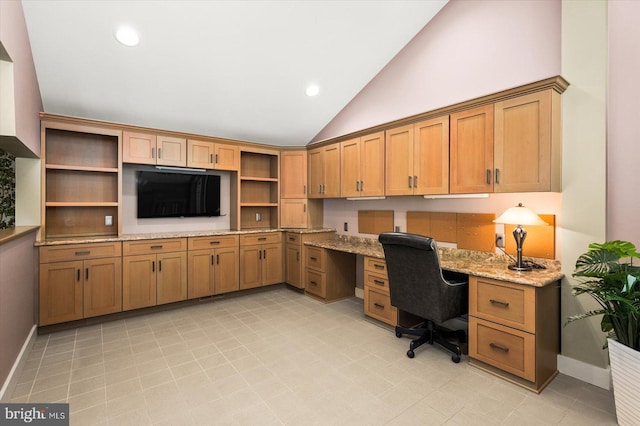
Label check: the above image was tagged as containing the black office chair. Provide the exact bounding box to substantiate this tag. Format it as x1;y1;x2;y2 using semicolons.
378;232;468;363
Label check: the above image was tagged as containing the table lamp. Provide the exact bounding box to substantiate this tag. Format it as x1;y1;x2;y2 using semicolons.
494;203;547;271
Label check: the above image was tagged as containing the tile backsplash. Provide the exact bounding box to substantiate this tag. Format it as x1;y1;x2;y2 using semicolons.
0;150;16;229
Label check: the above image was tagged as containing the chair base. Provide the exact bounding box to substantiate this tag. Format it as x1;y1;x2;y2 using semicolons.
395;320;467;363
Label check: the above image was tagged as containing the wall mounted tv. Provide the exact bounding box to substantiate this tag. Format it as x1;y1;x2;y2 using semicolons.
136;170;221;219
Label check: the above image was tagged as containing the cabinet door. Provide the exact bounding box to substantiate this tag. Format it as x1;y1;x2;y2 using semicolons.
262;243;283;286
385;125;414;196
280;199;308;229
39;261;83;325
123;254;156;310
285;244;302;288
157;136;187;167
450;105;494;194
156;251;187;304
360;132;385;196
214;143;239;171
414;116;449;195
322;144;341;198
214;246;240;294
123;131;157;165
281;151;307;198
340;138;361;197
308;148;323;198
494;90;552;192
187;140;215;169
187;250;215;299
240;246;262;290
83;257;122;318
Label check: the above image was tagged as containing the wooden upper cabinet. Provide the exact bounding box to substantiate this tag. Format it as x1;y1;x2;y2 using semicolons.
123;131;186;166
157;135;187;167
187;140;239;171
385;125;414;196
494;90;560;192
281;151;307;198
386;118;448;196
214;143;239;171
340;138;360;197
414;116;449;195
307;143;340;198
450;105;494;194
123;131;157;165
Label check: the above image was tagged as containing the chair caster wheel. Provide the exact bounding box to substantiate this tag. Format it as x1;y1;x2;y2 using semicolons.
396;331;403;338
407;350;415;359
451;355;461;363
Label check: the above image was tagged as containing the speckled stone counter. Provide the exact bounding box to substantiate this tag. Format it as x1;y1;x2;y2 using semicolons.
35;228;335;246
305;235;563;287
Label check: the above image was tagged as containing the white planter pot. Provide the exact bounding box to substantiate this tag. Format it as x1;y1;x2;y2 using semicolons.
608;338;640;426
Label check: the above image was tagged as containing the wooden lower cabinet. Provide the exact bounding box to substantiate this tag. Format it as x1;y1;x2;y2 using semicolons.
239;233;283;290
468;275;559;393
303;246;355;302
39;242;122;326
363;257;397;326
284;231;335;289
187;235;239;298
122;239;187;311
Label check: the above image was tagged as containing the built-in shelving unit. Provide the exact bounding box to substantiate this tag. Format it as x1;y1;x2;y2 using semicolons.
41;121;122;239
239;150;279;229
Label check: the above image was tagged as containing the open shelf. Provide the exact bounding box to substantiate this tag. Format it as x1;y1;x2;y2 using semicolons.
238;151;279;230
46;164;118;173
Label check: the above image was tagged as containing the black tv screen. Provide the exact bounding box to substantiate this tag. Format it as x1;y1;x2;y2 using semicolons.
136;171;221;218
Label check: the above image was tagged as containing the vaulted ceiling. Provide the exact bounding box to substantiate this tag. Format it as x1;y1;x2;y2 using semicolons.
22;0;447;146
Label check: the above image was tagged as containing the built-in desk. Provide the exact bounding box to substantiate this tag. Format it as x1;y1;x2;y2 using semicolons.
304;235;563;393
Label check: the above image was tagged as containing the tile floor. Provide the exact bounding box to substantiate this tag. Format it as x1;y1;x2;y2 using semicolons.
9;288;617;425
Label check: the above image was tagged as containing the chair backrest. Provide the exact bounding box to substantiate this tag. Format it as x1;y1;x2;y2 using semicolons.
378;232;468;323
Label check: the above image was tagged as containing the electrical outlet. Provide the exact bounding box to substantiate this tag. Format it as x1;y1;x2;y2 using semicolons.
395;226;400;232
496;233;504;248
105;215;113;226
344;222;348;232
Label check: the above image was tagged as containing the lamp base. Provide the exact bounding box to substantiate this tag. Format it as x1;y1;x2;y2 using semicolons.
508;264;532;272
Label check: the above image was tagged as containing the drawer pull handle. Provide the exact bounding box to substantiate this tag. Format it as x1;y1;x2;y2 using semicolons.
489;299;509;307
150;245;163;249
374;264;384;270
258;237;267;241
489;343;509;353
310;257;318;261
373;279;385;286
75;251;91;256
209;241;221;245
374;303;385;309
310;281;318;286
289;237;296;241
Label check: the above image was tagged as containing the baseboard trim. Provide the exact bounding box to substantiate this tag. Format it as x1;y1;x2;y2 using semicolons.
557;354;611;390
0;325;37;402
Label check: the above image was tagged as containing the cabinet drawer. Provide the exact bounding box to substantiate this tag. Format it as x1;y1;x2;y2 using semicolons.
364;271;389;292
123;238;187;255
470;276;536;333
364;257;387;278
469;317;535;382
40;242;122;263
305;246;325;271
364;287;397;326
188;235;238;250
240;233;282;246
304;269;326;298
285;233;300;245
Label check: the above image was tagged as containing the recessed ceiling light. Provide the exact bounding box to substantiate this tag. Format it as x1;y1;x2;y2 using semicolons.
115;26;140;47
306;84;320;97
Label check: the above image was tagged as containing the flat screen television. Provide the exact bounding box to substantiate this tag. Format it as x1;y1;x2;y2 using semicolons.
136;171;221;218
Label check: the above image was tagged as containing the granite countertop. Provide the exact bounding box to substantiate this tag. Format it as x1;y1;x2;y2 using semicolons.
35;228;335;246
305;235;564;287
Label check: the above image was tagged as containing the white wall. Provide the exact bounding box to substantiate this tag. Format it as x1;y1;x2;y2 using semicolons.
121;165;233;235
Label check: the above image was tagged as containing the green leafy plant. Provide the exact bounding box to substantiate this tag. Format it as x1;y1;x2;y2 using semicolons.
568;240;640;351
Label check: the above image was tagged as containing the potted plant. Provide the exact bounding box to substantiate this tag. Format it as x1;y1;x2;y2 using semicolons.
568;240;640;425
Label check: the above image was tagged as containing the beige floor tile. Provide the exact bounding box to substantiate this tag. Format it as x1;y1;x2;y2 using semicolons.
68;387;105;413
68;374;105;397
139;369;174;390
105;391;146;417
106;378;142;401
69;403;107;426
32;371;71;394
29;384;68;403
